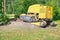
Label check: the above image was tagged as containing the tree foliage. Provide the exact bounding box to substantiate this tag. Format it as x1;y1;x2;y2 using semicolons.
0;0;60;22
0;0;10;25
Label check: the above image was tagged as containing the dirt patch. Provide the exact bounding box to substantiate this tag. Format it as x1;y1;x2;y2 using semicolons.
0;20;39;31
0;19;57;32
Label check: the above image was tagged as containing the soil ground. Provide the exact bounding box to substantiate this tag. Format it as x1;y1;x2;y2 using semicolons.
0;20;60;40
0;19;39;31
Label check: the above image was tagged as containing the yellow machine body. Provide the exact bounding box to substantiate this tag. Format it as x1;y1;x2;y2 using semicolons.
6;14;15;19
31;22;40;26
20;4;54;27
27;4;53;19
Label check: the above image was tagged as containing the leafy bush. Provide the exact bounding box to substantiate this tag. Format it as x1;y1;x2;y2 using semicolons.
0;0;10;25
0;14;10;25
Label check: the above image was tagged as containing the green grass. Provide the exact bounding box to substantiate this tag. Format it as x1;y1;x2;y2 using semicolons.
0;20;60;40
55;20;60;28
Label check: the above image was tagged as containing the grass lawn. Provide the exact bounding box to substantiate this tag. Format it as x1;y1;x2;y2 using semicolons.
0;20;60;40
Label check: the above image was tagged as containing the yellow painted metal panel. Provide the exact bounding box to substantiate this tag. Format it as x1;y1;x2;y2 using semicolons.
39;6;46;18
39;13;46;18
50;7;53;19
31;22;40;26
6;14;15;19
46;6;53;19
27;4;53;19
28;4;40;13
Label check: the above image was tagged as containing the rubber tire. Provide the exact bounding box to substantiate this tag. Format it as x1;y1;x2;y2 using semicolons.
40;21;47;28
50;22;55;27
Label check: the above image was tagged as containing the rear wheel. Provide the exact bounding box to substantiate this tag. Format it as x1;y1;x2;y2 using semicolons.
40;20;47;28
50;21;56;27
